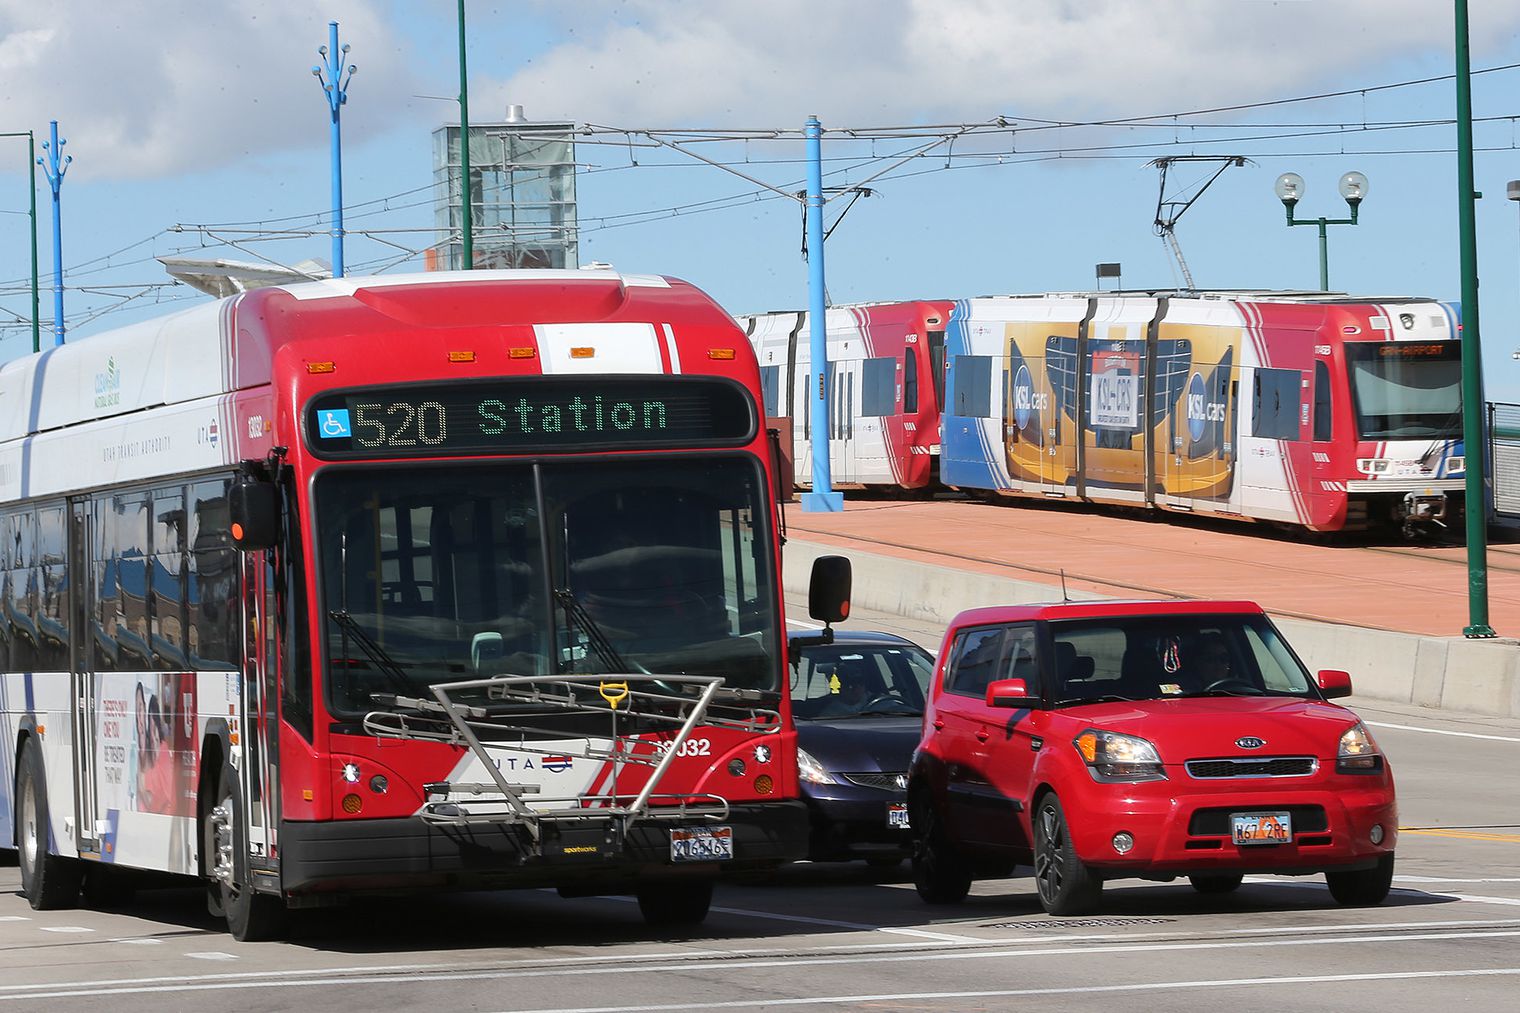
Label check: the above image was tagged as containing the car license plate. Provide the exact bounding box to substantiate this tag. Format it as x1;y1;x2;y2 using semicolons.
1231;811;1292;845
887;802;911;829
670;825;734;863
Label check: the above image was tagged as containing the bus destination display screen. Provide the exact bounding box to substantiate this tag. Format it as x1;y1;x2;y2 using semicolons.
306;377;755;458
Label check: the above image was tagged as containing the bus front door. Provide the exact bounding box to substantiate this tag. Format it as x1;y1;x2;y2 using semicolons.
67;499;100;856
239;554;279;870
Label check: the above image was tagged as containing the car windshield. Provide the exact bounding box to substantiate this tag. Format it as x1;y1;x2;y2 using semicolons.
789;639;935;719
1345;340;1463;440
315;456;781;715
1048;614;1315;704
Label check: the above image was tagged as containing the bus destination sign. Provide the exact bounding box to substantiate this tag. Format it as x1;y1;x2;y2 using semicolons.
306;377;755;457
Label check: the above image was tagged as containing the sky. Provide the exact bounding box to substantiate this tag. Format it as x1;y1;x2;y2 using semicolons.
3;1;1520;395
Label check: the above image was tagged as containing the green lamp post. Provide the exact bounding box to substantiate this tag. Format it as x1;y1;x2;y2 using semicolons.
1273;170;1369;291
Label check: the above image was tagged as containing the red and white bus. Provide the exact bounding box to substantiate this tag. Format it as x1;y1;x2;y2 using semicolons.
741;301;952;490
2;269;832;939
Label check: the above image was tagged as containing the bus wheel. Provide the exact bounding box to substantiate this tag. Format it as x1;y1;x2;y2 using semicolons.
636;880;713;926
16;739;82;910
205;766;286;941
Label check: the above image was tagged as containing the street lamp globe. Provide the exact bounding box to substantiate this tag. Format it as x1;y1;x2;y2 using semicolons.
1338;171;1369;206
1274;172;1305;205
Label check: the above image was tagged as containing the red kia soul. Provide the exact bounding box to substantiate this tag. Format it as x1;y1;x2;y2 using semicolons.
908;600;1397;915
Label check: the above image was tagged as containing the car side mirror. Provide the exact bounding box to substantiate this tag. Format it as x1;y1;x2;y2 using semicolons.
808;555;852;627
229;475;279;551
986;678;1037;708
1317;669;1353;700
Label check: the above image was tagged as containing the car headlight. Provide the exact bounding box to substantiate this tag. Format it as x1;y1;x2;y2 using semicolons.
1337;721;1384;774
797;747;836;786
1072;729;1167;783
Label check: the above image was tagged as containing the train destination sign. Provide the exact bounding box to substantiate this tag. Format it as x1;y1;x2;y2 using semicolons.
306;377;755;457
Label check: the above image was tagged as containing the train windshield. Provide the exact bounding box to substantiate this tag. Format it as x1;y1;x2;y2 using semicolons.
314;456;781;715
1345;341;1462;440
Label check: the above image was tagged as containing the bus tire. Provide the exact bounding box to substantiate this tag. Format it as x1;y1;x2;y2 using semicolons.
16;738;82;910
636;879;713;926
205;765;286;942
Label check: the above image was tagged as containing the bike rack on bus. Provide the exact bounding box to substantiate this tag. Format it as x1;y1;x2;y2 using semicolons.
362;673;781;846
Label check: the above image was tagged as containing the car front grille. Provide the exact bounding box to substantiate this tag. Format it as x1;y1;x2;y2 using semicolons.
841;772;908;791
1185;756;1318;779
1188;805;1328;836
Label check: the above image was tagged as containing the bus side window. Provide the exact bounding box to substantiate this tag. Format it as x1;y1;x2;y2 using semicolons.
36;504;68;672
151;486;188;672
189;479;239;671
92;496;117;673
115;493;152;670
0;512;18;672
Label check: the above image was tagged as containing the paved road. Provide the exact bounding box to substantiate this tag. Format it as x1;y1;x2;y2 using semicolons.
1;599;1515;1012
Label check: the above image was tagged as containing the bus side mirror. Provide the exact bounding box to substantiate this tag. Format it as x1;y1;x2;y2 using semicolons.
230;477;279;551
808;555;852;626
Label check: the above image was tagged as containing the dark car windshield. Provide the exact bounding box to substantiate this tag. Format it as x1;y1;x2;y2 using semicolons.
790;638;935;719
315;456;781;715
1048;614;1315;704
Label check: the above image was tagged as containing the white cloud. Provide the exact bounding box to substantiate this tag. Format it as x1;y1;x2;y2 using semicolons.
0;0;423;179
487;0;1520;126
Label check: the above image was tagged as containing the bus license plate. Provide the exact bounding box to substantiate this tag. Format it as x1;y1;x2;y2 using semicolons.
1231;811;1292;845
887;803;911;829
670;825;734;863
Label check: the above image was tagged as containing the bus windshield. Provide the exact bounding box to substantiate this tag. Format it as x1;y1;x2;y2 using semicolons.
315;456;780;715
1345;341;1462;440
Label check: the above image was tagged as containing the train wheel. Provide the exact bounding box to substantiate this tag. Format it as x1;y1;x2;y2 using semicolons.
16;739;82;910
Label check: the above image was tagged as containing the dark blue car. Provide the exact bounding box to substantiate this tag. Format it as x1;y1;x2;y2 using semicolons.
788;629;937;865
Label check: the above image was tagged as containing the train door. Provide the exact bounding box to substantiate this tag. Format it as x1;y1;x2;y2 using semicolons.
828;358;860;485
793;320;815;487
239;553;279;867
67;498;99;856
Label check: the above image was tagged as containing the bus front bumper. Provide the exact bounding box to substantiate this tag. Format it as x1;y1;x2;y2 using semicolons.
277;801;808;896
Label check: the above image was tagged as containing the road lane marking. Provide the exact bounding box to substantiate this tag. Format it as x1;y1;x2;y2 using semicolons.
6;928;1520;999
491;967;1520;1012
39;926;93;933
1242;877;1520;908
1365;720;1520;743
1399;827;1520;844
0;916;30;922
186;952;238;961
1397;876;1520;884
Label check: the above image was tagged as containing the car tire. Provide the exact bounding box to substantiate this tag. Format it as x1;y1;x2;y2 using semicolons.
637;879;714;926
16;738;82;910
205;765;287;941
1326;853;1394;907
1032;794;1102;916
911;793;971;905
1188;873;1244;894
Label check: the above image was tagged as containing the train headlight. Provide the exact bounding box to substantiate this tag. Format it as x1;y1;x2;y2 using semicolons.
1356;458;1391;475
1448;457;1465;474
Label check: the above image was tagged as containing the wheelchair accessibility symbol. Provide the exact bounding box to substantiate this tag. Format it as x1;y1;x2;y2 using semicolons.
317;409;352;439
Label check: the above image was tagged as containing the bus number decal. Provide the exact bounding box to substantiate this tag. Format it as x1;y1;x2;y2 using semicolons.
656;737;712;758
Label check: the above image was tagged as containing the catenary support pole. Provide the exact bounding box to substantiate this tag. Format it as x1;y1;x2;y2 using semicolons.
801;116;842;512
1454;0;1493;636
458;0;473;269
313;21;355;278
38;120;68;346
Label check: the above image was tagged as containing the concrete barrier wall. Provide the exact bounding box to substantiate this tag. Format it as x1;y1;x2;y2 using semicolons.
784;539;1520;719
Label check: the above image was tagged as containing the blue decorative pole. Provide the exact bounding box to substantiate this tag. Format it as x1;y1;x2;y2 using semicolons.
801;116;842;512
38;120;69;346
312;21;356;278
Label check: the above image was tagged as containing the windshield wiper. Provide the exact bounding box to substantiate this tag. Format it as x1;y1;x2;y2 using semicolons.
328;609;412;695
554;588;632;675
1056;694;1134;706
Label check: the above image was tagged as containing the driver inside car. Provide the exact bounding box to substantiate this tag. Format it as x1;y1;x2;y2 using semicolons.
1190;632;1233;691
